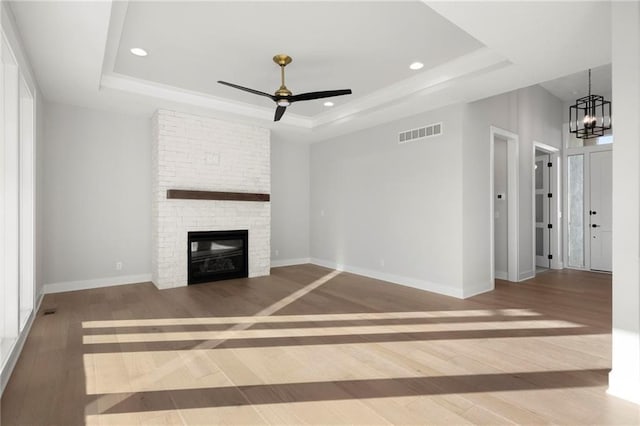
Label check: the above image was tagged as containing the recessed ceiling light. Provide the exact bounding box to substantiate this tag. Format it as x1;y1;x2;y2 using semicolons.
323;101;334;107
130;48;148;57
409;62;424;70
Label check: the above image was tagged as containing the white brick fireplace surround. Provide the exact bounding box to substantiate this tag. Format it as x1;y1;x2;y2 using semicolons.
152;110;271;289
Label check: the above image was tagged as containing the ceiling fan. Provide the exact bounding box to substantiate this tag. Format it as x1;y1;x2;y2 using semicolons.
218;54;352;122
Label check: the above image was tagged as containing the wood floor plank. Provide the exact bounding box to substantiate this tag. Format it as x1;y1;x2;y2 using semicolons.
2;266;640;425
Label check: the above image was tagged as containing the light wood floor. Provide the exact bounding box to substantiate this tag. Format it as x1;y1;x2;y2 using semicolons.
2;265;640;425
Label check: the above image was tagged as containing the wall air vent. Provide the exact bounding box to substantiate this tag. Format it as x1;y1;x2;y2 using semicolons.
398;122;443;144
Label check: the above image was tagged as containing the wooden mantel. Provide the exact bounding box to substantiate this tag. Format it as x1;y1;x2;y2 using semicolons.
166;189;270;202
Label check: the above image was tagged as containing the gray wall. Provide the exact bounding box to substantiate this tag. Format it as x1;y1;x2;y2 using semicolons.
41;104;312;285
308;85;561;298
462;91;518;292
270;137;310;264
310;105;465;297
39;85;561;298
42;103;151;285
463;85;563;287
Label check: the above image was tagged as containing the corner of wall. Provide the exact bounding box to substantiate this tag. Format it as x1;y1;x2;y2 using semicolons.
461;281;494;299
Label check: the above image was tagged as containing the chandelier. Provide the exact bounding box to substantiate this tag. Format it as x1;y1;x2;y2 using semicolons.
569;69;611;139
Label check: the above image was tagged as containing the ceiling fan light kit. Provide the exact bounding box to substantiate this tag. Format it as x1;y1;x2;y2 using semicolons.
569;68;612;139
218;54;352;122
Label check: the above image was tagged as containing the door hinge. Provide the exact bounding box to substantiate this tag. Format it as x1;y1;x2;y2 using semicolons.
547;223;553;229
548;254;553;260
547;162;553;168
547;193;553;198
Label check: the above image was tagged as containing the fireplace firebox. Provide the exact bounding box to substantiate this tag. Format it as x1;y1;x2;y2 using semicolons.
187;230;248;284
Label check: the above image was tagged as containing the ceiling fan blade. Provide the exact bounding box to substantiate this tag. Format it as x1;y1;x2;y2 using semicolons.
218;81;275;100
290;89;352;103
274;106;287;122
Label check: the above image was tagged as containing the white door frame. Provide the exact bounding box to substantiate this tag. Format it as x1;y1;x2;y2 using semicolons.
532;142;561;273
490;126;519;282
562;124;613;270
19;72;35;330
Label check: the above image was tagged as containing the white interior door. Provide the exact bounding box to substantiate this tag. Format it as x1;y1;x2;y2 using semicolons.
589;150;612;272
535;154;550;267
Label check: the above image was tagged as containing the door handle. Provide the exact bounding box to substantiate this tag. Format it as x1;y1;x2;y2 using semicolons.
590;210;597;215
592;224;600;228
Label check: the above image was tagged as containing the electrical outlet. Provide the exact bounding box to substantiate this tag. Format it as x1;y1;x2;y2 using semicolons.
379;258;385;267
116;261;123;271
274;249;279;257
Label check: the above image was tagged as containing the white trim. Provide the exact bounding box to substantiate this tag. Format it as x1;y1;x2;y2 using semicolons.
0;3;40;96
309;257;485;299
494;270;508;280
311;47;512;128
19;72;35;331
100;72;313;128
43;273;152;294
101;1;129;75
98;35;507;131
532;142;561;276
2;31;21;341
518;270;535;282
1;292;43;396
562;125;613;270
462;282;494;299
490;126;519;283
314;48;507;128
270;258;311;268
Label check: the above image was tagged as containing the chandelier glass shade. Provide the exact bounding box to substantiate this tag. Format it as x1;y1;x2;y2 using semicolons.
569;69;612;139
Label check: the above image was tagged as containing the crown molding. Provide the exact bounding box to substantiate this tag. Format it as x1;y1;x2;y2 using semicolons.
100;72;314;128
100;48;508;132
101;0;128;77
312;47;508;128
98;1;509;132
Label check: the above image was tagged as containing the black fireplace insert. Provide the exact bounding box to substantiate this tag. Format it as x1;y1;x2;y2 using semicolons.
187;230;248;284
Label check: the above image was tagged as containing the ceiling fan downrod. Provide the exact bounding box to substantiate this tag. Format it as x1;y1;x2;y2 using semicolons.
273;54;292;98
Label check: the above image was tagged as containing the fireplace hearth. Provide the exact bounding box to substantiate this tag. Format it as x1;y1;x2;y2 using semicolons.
188;230;248;284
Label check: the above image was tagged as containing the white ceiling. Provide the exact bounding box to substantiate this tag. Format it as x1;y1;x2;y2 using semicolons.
540;64;612;102
114;1;483;117
7;1;613;143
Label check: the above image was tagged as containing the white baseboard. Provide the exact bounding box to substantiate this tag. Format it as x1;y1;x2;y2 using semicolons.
495;270;508;280
310;257;467;299
43;273;152;294
551;260;564;270
519;269;535;281
462;281;494;298
271;258;311;268
1;292;44;397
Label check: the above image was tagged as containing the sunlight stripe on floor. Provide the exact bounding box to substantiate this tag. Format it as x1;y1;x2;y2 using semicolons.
81;308;541;328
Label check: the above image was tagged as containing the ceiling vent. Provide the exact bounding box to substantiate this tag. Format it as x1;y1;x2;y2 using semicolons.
398;122;442;144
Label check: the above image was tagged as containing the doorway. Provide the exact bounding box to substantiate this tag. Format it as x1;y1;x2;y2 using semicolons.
490;126;519;282
564;140;612;272
533;142;561;276
535;150;551;270
494;137;509;279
